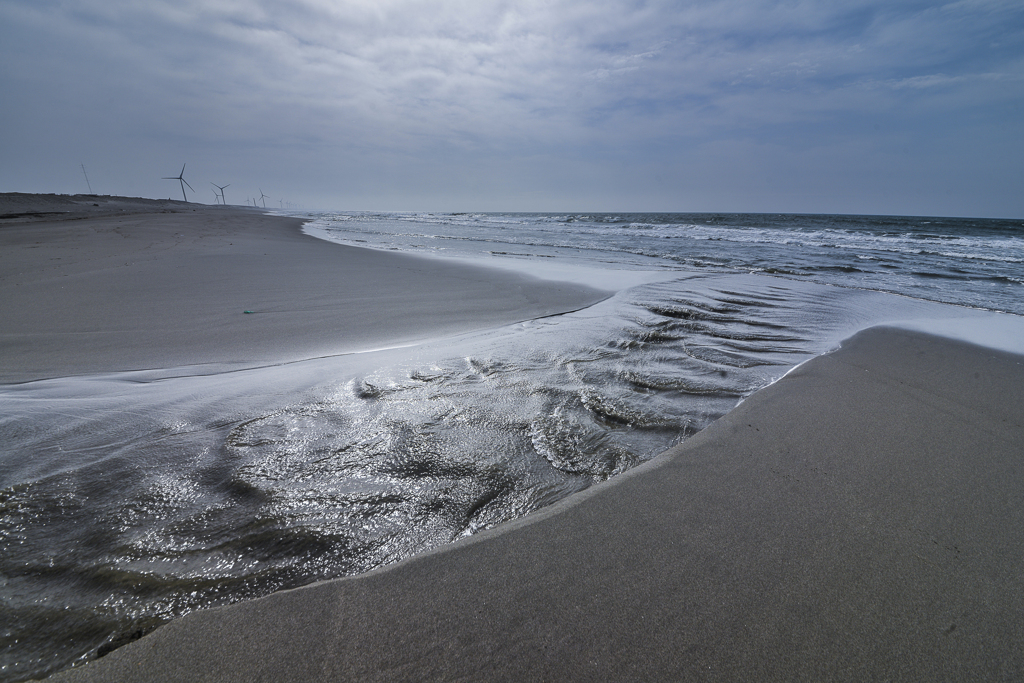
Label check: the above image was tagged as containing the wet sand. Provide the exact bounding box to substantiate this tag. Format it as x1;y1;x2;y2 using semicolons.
0;194;607;383
46;326;1024;681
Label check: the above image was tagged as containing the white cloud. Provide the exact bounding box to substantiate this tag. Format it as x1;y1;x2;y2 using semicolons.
879;71;1020;89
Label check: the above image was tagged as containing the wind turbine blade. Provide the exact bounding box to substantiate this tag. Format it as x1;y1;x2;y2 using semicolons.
180;163;186;177
183;178;195;192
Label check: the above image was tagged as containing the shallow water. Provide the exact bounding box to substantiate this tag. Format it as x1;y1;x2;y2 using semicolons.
2;212;1023;682
305;212;1024;316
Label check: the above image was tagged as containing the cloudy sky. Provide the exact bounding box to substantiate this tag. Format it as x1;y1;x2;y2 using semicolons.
1;0;1021;215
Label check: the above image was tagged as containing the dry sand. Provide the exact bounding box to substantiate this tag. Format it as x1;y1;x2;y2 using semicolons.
0;194;607;383
46;326;1024;681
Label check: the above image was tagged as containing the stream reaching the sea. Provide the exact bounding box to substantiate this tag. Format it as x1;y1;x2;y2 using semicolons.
2;212;1022;682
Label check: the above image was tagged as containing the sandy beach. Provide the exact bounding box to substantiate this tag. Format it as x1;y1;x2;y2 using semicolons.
40;324;1024;681
4;195;1023;681
0;194;606;383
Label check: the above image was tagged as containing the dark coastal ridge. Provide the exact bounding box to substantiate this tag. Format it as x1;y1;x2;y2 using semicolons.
1;195;1023;681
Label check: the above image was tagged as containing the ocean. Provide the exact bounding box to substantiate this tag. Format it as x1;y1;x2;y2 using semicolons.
2;212;1022;682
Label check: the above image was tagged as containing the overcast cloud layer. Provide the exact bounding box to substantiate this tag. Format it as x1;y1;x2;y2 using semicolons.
1;0;1022;215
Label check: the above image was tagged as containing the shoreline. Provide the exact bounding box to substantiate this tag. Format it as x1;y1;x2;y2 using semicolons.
5;194;1022;680
47;326;1024;681
0;195;608;384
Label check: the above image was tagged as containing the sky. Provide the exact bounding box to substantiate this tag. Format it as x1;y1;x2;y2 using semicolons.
1;0;1022;216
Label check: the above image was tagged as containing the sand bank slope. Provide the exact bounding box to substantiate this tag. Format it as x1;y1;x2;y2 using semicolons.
48;327;1024;681
0;196;607;383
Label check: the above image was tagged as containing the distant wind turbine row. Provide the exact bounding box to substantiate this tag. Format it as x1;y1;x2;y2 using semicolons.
159;163;289;208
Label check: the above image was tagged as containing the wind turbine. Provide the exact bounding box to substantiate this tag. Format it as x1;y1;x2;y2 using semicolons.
162;164;194;202
211;182;230;205
258;189;269;208
212;189;220;204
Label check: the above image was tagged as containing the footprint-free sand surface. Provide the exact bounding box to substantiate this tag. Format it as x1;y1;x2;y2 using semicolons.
1;194;606;383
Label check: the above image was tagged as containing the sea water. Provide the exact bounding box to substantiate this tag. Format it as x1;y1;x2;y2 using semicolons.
1;212;1022;682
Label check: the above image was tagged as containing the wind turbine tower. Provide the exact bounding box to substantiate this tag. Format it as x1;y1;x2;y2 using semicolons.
162;164;194;202
81;164;93;194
